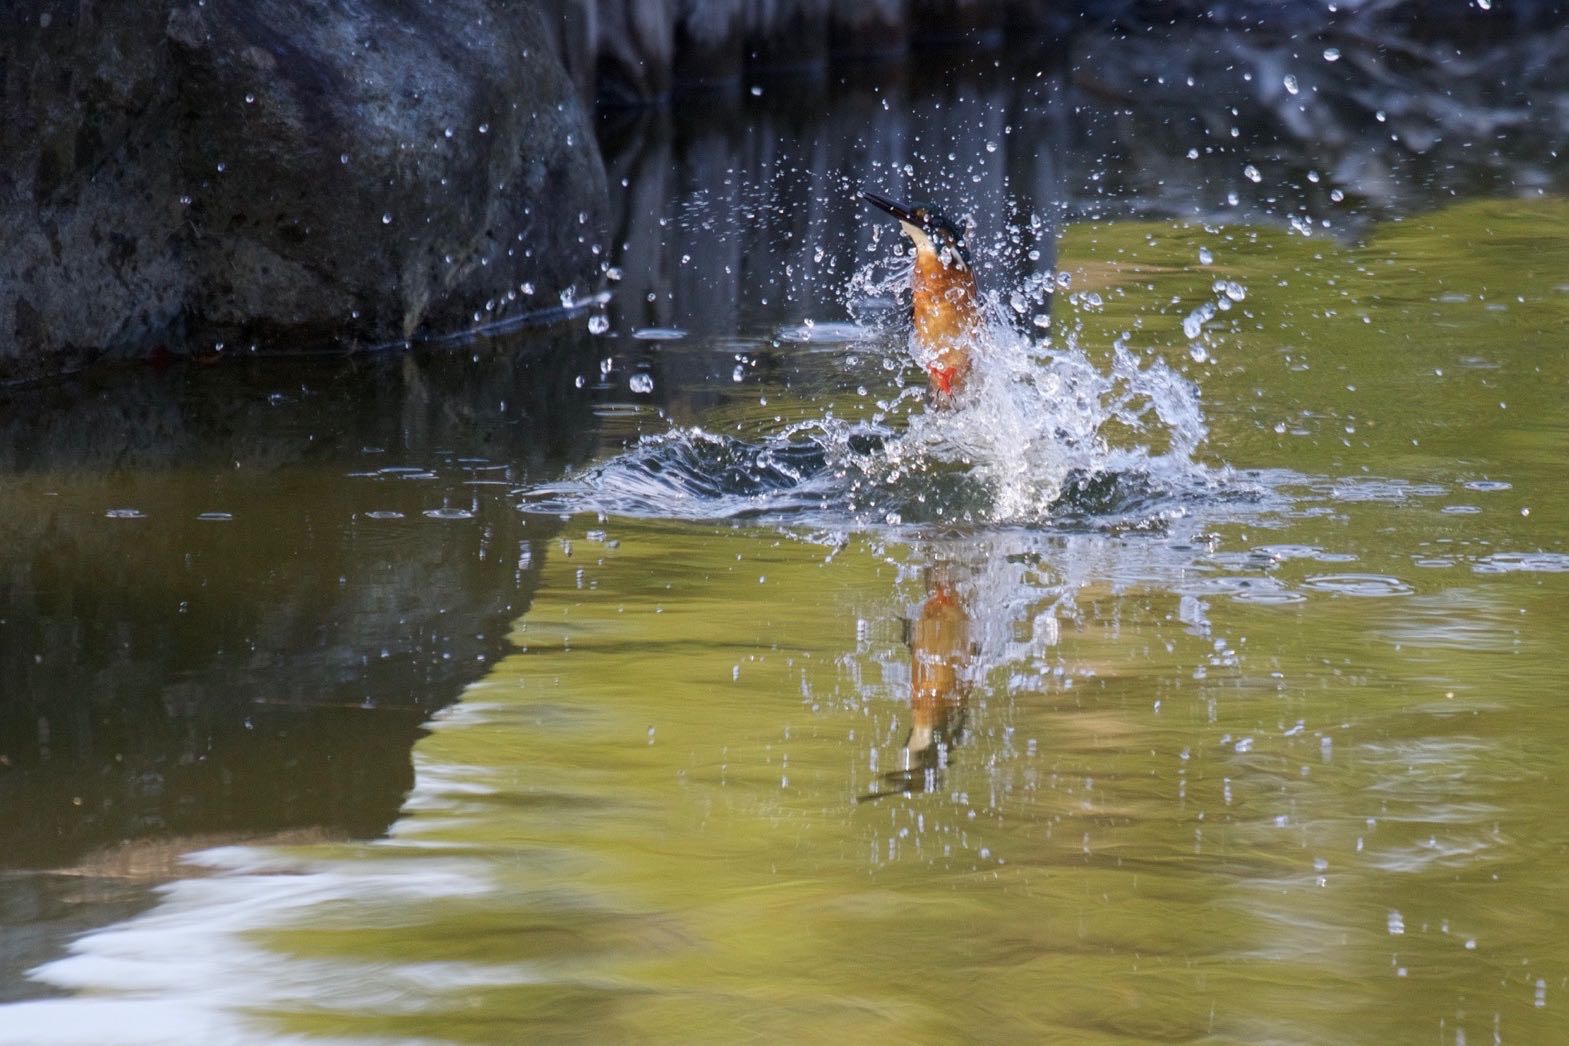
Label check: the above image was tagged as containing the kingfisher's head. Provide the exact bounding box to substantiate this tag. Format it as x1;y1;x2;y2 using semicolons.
860;188;971;270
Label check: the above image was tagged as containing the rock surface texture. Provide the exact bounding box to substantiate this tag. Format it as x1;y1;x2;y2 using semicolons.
0;0;608;384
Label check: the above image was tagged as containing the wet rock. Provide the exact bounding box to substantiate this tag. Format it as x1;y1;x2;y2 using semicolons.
0;0;608;384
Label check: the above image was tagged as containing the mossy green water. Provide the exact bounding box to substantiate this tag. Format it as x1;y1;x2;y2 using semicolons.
259;199;1569;1042
6;197;1567;1045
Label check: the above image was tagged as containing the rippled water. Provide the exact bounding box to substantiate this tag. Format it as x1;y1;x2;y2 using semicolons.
5;32;1569;1046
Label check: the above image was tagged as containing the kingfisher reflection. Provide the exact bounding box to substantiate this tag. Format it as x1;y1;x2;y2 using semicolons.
861;562;977;801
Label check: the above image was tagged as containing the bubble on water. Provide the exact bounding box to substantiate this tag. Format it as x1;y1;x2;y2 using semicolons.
1183;301;1216;339
629;373;655;394
1216;279;1246;302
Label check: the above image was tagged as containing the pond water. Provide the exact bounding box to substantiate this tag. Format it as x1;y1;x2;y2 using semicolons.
3;33;1569;1044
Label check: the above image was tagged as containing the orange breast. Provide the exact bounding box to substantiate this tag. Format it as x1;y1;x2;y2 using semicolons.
911;250;981;395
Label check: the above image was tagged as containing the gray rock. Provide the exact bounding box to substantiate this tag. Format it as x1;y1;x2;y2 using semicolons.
0;0;608;384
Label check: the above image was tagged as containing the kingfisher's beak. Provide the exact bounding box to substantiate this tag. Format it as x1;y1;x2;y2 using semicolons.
860;188;917;224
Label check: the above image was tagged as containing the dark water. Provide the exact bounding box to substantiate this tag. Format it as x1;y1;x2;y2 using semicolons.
3;27;1569;1043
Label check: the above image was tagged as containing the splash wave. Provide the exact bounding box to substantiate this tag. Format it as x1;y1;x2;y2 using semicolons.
524;244;1236;530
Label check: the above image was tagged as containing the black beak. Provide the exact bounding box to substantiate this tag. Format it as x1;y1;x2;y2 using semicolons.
860;188;917;224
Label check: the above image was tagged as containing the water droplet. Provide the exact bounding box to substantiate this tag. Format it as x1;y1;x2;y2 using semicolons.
244;93;255;104
587;314;609;334
1330;188;1345;202
339;152;349;164
749;85;763;97
1323;47;1341;61
1198;246;1214;265
1283;74;1299;95
984;141;997;153
1186;147;1199;159
629;373;654;394
1243;164;1262;183
478;122;489;134
382;212;392;224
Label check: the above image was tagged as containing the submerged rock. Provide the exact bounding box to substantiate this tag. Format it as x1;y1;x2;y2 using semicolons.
0;0;608;384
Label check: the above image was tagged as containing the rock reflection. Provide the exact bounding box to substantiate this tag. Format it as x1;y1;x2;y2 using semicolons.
597;23;1569;377
0;335;602;876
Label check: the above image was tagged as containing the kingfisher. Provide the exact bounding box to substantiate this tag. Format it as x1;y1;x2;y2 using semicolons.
861;189;982;400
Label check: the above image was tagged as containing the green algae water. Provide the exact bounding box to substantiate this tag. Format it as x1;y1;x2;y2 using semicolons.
5;57;1569;1046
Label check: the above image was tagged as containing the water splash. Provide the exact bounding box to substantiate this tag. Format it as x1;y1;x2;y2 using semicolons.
526;213;1230;531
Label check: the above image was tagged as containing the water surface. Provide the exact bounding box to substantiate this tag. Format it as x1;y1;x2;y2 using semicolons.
3;31;1569;1044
